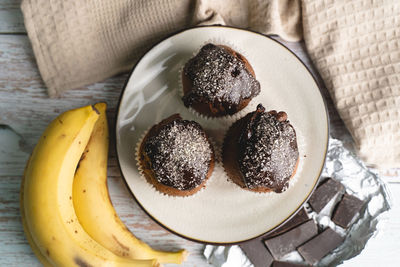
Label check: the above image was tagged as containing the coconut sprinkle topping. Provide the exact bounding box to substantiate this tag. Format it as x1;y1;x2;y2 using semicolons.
144;118;212;191
238;104;299;192
182;43;260;107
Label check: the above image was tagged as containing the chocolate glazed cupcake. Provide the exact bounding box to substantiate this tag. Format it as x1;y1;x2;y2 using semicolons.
139;114;215;196
182;43;261;117
223;104;299;193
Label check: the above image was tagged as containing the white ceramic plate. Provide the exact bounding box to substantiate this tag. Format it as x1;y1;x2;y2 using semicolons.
116;26;328;244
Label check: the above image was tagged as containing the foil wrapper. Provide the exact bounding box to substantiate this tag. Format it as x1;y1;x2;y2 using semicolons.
204;137;391;266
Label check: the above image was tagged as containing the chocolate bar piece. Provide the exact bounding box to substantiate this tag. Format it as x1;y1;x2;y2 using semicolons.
308;178;345;213
271;261;310;267
264;220;318;259
297;227;344;265
266;208;309;238
332;193;365;228
239;239;273;267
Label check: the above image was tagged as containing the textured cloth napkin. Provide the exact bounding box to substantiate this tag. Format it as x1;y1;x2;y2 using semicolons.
301;0;400;169
21;0;400;168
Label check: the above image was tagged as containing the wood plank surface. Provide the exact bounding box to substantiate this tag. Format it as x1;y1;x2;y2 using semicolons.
0;3;399;267
0;0;24;33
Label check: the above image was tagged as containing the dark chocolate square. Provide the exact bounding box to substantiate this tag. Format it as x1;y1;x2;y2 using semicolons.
297;227;344;265
264;220;318;259
239;238;273;267
266;208;309;238
308;178;345;213
332;193;365;228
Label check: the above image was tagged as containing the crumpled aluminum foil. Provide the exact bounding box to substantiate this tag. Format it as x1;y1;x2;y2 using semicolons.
204;137;391;266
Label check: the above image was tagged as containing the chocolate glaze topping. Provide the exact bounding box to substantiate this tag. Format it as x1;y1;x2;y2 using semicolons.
182;43;260;108
238;104;299;192
143;115;212;191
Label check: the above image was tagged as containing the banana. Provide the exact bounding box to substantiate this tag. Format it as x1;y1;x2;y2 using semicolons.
20;166;52;267
22;104;159;267
73;103;188;264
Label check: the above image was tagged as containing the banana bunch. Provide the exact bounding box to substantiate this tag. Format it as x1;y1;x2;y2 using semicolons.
20;103;187;266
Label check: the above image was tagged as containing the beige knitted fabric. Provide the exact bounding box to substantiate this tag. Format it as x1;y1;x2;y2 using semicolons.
21;0;400;168
21;0;196;96
20;0;301;96
193;0;302;41
302;0;400;168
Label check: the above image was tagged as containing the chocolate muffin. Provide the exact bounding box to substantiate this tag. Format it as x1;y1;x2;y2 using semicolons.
222;104;299;193
182;43;261;117
138;114;214;196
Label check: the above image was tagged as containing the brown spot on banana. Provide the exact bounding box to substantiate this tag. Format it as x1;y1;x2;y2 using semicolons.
74;257;93;267
76;150;89;172
91;105;100;115
112;234;130;252
79;150;89;162
46;249;50;256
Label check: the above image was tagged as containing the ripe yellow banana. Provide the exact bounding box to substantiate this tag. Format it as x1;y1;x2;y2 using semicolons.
73;103;188;264
20;167;52;267
22;104;159;267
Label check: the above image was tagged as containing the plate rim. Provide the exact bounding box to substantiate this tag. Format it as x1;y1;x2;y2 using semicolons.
114;25;330;245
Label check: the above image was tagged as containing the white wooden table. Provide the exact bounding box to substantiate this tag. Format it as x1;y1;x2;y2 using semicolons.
0;1;399;266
